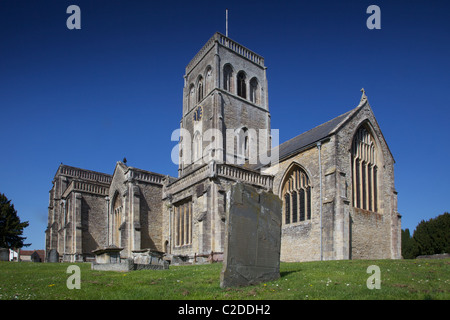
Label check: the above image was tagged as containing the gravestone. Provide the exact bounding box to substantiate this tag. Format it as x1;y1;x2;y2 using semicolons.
47;249;59;263
0;248;9;261
220;182;282;288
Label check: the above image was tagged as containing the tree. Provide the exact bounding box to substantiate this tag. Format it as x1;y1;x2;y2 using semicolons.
413;212;450;256
401;228;419;259
0;193;30;249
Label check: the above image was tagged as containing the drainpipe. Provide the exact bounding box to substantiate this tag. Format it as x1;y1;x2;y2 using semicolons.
169;205;172;254
62;199;66;261
105;196;110;246
317;141;323;261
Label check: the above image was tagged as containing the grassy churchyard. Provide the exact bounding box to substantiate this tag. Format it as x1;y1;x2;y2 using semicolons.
0;258;449;300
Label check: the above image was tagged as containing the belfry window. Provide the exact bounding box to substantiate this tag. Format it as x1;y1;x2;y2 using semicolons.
223;64;233;92
237;71;246;99
189;84;195;110
249;77;259;104
351;125;378;212
205;66;213;94
281;166;312;225
197;76;204;102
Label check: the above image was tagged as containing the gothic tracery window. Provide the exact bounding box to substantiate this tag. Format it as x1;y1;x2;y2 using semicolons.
351;125;378;212
281;166;312;225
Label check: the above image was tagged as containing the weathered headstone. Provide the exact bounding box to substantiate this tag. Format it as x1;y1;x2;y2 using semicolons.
47;249;59;263
220;182;282;288
0;248;9;261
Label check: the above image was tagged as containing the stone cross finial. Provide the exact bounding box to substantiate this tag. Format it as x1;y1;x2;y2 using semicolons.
360;88;367;101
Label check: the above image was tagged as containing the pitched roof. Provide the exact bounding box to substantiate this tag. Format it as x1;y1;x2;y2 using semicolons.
275;99;366;162
33;250;45;262
20;250;45;260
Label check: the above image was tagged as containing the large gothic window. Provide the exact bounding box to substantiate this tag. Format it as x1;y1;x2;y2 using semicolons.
351;125;378;212
281;166;312;225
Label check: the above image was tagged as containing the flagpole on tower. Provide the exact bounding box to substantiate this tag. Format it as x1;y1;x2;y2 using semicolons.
226;8;228;37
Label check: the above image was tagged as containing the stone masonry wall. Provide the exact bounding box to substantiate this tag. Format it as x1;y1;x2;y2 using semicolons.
137;181;164;252
80;193;108;256
264;137;335;262
334;101;400;259
263;100;400;262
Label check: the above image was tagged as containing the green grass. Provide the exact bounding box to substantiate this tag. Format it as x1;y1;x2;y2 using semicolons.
0;259;449;300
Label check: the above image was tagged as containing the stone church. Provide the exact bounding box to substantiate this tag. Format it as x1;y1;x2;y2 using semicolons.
45;32;401;263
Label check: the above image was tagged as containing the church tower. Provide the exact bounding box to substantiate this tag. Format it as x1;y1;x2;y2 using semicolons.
178;32;271;176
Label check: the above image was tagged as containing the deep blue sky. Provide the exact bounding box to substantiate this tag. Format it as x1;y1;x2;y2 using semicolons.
0;0;449;249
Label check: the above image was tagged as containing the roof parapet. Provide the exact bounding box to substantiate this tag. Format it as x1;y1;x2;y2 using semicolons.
185;32;265;74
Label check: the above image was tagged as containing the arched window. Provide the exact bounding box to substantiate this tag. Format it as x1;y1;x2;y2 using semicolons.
189;84;195;110
281;166;312;225
237;71;246;98
205;66;213;95
236;127;249;164
193;131;202;162
223;64;233;92
250;77;259;104
351;125;378;212
112;192;123;247
197;76;204;102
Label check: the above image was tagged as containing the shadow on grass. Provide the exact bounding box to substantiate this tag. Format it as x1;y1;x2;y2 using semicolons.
280;268;302;278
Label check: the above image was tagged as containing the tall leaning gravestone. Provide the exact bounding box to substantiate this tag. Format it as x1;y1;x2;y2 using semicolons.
0;248;9;261
220;182;282;288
